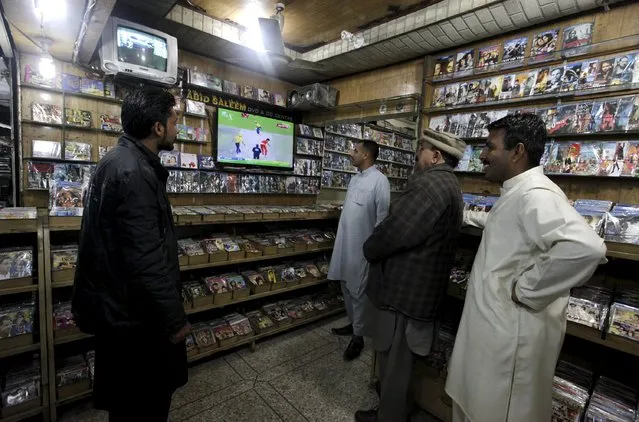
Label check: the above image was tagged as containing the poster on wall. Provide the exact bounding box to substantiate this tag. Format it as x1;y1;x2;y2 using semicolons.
502;36;528;69
530;29;559;63
562;23;594;57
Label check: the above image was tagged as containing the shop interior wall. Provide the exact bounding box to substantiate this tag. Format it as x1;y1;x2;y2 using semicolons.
421;1;639;203
18;49;318;208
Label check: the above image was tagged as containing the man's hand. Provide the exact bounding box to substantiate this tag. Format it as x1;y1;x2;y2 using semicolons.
170;322;192;344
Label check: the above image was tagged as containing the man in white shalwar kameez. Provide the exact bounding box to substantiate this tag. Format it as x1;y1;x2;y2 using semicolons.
445;114;607;422
328;140;390;360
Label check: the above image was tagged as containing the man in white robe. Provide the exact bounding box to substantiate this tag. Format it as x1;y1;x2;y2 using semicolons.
328;140;390;360
445;114;607;422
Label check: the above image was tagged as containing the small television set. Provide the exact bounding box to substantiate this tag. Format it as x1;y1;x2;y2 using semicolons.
100;17;178;86
216;108;294;169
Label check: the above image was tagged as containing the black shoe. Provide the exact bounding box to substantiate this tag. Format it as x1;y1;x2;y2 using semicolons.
343;336;364;361
355;409;377;422
331;324;353;336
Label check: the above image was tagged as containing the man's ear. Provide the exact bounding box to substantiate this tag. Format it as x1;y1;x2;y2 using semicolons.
153;121;165;138
512;143;527;164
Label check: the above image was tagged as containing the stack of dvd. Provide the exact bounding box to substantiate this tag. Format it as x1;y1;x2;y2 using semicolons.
584;377;637;421
567;286;612;330
607;289;639;342
605;204;639;245
552;361;593;422
574;200;613;236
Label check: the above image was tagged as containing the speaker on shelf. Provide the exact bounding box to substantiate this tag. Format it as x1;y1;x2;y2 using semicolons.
287;83;338;110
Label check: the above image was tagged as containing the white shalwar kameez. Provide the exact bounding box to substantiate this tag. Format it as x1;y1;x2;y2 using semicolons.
445;166;607;422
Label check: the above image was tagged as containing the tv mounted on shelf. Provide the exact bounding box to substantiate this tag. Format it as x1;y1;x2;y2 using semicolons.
100;17;178;86
216;108;294;170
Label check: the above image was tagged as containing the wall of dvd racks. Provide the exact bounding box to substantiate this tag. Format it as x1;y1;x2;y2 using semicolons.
416;3;639;421
321;121;416;193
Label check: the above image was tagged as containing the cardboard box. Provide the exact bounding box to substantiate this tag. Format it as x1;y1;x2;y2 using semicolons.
188;254;209;266
203;214;225;223
232;287;251;300
218;335;238;348
213;291;233;305
54;326;81;339
0;277;33;288
228;250;246;261
0;398;40;419
179;255;189;267
270;282;286;291
209;251;228;263
57;379;91;400
178;214;202;225
293;242;307;252
52;268;76;284
0;333;34;351
251;283;271;294
192;296;212;309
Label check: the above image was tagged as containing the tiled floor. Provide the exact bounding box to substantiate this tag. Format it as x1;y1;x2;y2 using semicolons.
58;315;441;422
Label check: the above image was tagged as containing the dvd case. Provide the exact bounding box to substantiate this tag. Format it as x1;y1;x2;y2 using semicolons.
32;140;62;159
64;142;92;161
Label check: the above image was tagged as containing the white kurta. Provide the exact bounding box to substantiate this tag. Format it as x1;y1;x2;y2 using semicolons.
445;166;607;422
328;166;390;295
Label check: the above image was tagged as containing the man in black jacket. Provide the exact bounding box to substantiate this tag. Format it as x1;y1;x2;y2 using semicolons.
72;86;190;421
355;129;466;422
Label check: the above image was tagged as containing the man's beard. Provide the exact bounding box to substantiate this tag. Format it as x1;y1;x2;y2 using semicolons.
158;135;175;152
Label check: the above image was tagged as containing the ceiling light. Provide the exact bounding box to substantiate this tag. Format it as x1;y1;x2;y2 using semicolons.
240;28;266;52
33;0;67;22
38;53;55;80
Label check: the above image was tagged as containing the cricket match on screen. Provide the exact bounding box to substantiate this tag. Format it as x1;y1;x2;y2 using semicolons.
216;108;295;169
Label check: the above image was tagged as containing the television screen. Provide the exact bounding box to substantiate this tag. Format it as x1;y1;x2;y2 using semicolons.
216;108;294;169
117;25;168;72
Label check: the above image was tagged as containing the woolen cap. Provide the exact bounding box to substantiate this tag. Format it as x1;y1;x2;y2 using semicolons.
421;128;467;160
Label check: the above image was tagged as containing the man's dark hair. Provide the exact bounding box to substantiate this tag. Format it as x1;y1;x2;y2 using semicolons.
121;87;176;140
360;140;379;161
487;114;547;168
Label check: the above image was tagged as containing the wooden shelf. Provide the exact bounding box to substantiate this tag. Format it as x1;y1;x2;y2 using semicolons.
424;83;639;114
0;219;37;234
0;284;39;296
294;152;324;159
461;130;639;143
21;83;123;104
179;246;333;272
366;123;416;140
323;167;357;175
296;134;324;141
183;112;206;119
54;332;93;345
188;308;344;363
566;322;639;358
52;281;74;289
0;343;40;359
22;119;122;136
325;131;364;141
0;405;44;422
186;278;331;315
462;226;639;261
56;389;93;406
47;213;340;231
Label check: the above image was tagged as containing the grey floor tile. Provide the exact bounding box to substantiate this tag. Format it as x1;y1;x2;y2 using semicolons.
58;402;107;422
255;382;308;422
224;353;259;381
187;357;244;391
256;341;339;382
171;378;219;410
183;389;282;422
312;315;350;334
269;350;378;422
238;326;332;373
169;380;254;421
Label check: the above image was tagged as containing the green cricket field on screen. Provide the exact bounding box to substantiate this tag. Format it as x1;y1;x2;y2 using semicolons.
216;108;295;169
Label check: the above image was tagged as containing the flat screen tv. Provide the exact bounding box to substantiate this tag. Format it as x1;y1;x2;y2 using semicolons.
216;108;294;169
100;17;178;86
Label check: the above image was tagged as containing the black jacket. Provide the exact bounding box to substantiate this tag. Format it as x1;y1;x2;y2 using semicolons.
364;164;463;321
72;134;187;338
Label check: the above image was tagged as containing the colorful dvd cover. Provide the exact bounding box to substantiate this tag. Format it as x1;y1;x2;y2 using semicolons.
531;68;549;96
476;45;500;72
455;145;473;172
499;75;516;100
599;141;625;177
575;142;602;176
466;80;481;104
64;109;92;128
616;96;636;131
575;102;594;134
432;86;446;108
180;153;198;169
32;103;62;124
455;49;474;77
628;96;639;131
611;52;637;85
80;79;104;96
511;73;529;98
27;162;54;190
485;76;502;102
273;93;286;107
186;99;206;116
598;99;618;132
61;74;81;93
159;150;179;167
32;140;62;159
99;114;122;132
50;180;84;216
549;104;577;135
560;62;582;92
456;82;468;105
444;83;459;107
467;145;484;173
429;115;450;133
64;142;92;161
562;23;593;54
593;59;614;88
577;59;599;90
545;66;564;94
530;29;559;62
536;107;557;132
433;55;455;80
622;141;639;176
502;36;527;68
